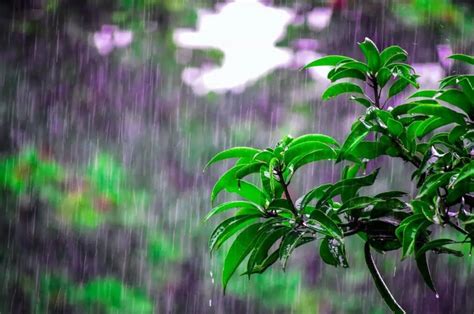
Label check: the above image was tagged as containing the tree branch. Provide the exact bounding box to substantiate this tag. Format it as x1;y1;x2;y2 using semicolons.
276;169;298;218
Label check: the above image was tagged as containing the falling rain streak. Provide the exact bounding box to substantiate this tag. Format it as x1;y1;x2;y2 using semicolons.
0;0;473;313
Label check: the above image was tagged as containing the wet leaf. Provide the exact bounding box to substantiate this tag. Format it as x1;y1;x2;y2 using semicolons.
359;38;381;71
304;55;353;68
320;237;349;268
322;82;364;100
222;223;263;292
205;201;262;221
364;242;406;314
205;147;260;169
279;230;304;270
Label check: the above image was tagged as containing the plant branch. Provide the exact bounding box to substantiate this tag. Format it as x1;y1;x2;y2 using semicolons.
390;137;421;168
343;220;362;237
344;227;362;237
442;216;469;236
369;74;421;168
438;189;469;236
370;74;381;108
276;169;298;217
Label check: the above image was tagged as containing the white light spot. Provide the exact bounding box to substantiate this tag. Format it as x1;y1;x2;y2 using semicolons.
173;0;294;94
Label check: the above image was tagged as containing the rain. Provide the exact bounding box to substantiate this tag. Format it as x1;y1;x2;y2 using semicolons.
0;0;473;313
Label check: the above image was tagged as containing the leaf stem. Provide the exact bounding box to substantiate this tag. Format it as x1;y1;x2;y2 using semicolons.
390;137;421;168
445;218;469;236
438;190;469;236
342;220;362;237
364;242;406;314
370;73;421;168
370;74;381;109
276;168;298;218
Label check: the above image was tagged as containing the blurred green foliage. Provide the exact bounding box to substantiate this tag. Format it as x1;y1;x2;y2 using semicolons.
393;0;473;33
0;149;148;229
38;275;153;313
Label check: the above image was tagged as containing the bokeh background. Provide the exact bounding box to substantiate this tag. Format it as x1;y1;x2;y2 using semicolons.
0;0;473;313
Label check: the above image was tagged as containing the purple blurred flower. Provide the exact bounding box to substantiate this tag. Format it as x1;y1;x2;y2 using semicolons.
292;38;319;51
307;7;332;31
93;25;133;56
437;44;454;70
114;30;133;48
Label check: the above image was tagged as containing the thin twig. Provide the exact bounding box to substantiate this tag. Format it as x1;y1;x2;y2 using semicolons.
276;169;298;218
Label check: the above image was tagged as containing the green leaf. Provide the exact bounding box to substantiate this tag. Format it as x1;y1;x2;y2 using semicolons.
222;223;263;292
448;54;474;65
350;96;373;108
401;217;431;258
359;38;381;71
416;239;457;257
389;64;418;88
415;238;463;295
459;77;474;102
387;118;404;136
289;148;338;172
405;120;423;151
235;162;264;180
338;196;380;214
338;60;370;73
246;224;288;276
418;172;453;199
329;68;366;82
364;242;406;314
308;209;343;240
317;169;380;206
439;74;474;89
408;104;467;126
337;120;370;162
384;53;408;66
380;45;407;65
244;251;280;275
415;117;450;138
342;163;360;179
450;161;474;188
322;82;364;100
300;184;332;210
268;199;294;213
279;230;304;270
435;89;473;117
288;134;339;148
395;214;423;239
349;141;389;160
211;164;244;203
376;67;392;88
205;147;260;170
448;125;466;143
410;200;435;222
260;166;283;199
268;158;279;193
209;215;261;252
303;55;353;69
320;237;349;267
409;90;439;99
391;101;436;117
389;77;410;98
205;201;262;221
283;142;335;165
226;180;268;206
370;199;407;219
414;241;437;296
253;150;274;163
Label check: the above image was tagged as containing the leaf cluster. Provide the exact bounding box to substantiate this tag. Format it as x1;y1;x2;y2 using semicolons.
206;38;474;313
